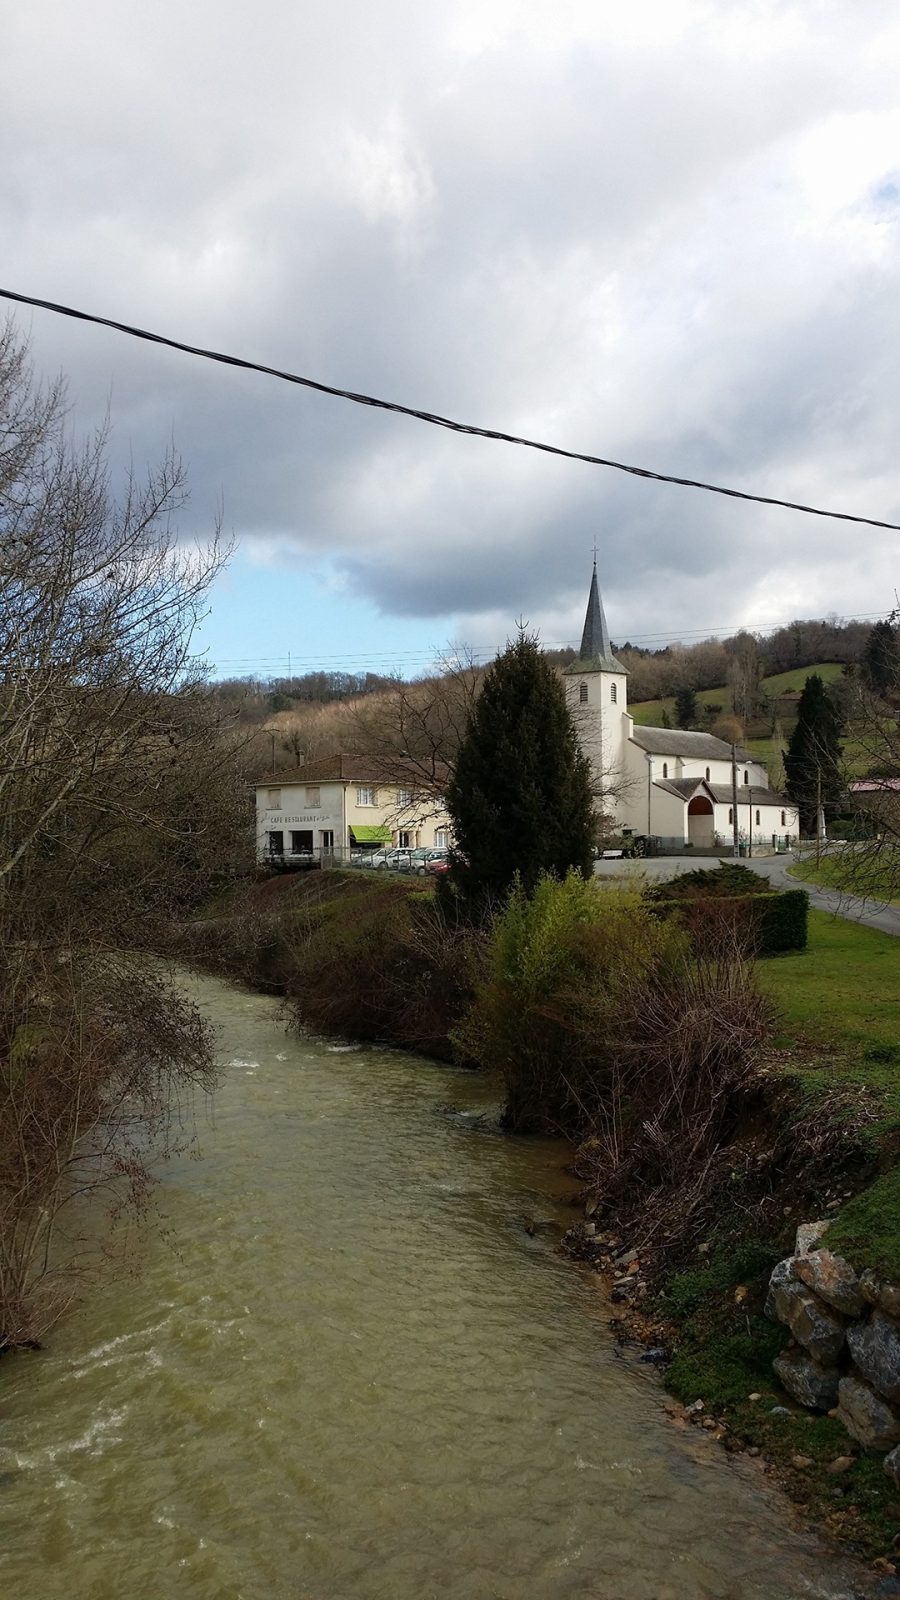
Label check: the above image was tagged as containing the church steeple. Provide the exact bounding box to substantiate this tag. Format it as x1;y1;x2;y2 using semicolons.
569;558;625;673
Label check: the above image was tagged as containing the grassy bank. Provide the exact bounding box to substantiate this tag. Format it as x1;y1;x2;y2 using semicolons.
644;910;900;1560
790;851;900;908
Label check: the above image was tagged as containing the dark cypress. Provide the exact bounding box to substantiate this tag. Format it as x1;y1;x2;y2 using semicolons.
784;673;843;834
444;632;594;913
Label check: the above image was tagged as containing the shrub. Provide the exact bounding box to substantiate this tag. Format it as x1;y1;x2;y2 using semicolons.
455;875;676;1133
656;864;771;901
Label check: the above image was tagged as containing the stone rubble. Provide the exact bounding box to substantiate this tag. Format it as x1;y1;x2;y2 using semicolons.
766;1219;900;1485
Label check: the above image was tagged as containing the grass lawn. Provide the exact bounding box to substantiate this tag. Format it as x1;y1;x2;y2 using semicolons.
790;849;900;906
759;909;900;1280
759;908;900;1057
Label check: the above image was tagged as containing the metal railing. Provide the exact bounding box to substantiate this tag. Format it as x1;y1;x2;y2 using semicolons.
259;846;444;874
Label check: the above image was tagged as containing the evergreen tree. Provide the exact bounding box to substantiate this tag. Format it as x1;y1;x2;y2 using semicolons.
674;685;698;728
444;633;594;912
783;674;843;834
861;618;900;697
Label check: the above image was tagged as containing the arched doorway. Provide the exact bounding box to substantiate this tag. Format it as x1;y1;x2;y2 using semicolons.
687;794;714;848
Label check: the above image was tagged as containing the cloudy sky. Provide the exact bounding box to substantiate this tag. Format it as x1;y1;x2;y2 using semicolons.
3;0;899;677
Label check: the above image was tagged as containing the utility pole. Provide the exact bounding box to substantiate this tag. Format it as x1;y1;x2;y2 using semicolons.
271;731;276;775
731;743;740;857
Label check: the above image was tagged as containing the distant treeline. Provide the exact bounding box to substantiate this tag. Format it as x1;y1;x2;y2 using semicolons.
213;616;872;721
544;615;872;703
208;614;878;782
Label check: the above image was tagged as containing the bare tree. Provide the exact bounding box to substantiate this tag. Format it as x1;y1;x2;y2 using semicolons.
348;649;483;823
0;322;247;1346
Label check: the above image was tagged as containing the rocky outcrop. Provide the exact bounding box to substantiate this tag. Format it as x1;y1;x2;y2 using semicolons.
766;1221;900;1482
792;1250;865;1318
772;1347;840;1411
769;1278;846;1365
837;1375;900;1452
846;1311;900;1405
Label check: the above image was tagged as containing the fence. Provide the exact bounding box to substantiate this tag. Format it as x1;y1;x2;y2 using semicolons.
259;845;435;875
642;835;795;858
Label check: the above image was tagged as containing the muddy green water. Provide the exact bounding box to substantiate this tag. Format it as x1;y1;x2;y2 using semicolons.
1;973;861;1599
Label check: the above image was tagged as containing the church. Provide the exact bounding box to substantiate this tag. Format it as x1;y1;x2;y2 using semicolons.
564;564;799;852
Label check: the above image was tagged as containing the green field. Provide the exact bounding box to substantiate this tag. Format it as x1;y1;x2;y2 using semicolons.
759;908;900;1058
758;908;900;1278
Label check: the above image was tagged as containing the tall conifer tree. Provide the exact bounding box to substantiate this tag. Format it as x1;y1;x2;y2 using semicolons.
784;673;843;834
444;632;594;912
861;618;900;697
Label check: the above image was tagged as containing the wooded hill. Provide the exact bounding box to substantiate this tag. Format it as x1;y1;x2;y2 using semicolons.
214;614;879;785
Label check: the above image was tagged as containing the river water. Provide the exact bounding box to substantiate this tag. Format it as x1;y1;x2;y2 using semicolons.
1;973;862;1599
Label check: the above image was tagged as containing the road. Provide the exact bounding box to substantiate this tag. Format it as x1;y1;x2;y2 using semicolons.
593;853;900;938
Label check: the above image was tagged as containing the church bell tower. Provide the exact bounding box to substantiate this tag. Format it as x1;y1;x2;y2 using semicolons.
564;560;628;820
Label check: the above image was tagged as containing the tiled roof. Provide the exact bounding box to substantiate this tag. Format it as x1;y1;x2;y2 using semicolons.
256;753;380;787
630;726;753;761
653;776;790;807
257;752;449;790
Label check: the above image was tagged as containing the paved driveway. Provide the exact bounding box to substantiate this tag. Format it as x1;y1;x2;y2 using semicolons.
593;853;900;938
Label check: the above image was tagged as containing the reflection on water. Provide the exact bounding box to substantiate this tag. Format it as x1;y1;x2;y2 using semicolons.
0;973;860;1599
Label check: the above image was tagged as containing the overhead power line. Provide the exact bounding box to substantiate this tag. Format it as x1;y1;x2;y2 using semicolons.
2;286;899;533
210;608;893;672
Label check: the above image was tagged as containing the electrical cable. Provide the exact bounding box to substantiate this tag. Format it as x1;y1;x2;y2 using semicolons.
2;286;899;533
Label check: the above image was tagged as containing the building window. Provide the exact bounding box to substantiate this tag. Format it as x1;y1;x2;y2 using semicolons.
321;830;334;849
755;809;761;825
397;788;412;806
435;829;447;848
579;682;588;704
305;786;320;807
357;787;375;806
662;762;668;779
705;767;710;781
610;682;617;703
398;830;411;848
728;807;733;824
267;787;282;808
267;830;284;855
743;771;749;785
781;810;786;826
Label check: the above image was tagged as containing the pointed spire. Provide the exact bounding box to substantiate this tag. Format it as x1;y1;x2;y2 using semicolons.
571;556;625;672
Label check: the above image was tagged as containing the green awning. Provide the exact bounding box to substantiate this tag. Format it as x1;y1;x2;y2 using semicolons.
350;824;392;843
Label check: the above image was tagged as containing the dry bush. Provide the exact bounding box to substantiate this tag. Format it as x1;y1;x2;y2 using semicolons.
576;921;772;1196
0;947;213;1347
0;322;245;1345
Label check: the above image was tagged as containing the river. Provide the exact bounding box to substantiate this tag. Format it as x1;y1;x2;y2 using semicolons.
0;971;863;1599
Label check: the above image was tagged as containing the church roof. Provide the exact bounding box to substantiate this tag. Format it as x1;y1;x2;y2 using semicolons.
564;561;625;674
653;775;789;807
630;726;753;762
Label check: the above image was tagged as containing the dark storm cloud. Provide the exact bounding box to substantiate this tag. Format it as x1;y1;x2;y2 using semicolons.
3;0;900;647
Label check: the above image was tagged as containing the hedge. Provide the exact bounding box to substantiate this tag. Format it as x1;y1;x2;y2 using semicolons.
653;888;809;955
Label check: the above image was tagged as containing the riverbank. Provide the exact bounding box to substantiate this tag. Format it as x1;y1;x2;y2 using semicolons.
179;872;900;1568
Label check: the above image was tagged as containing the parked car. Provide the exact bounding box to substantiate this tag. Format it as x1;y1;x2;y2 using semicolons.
425;853;451;876
398;848;430;872
417;850;449;875
376;847;415;870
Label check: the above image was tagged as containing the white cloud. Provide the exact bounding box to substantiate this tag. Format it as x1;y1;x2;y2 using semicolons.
2;0;899;654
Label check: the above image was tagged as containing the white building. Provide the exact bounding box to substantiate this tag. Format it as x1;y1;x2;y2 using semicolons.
255;754;451;864
564;564;799;851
